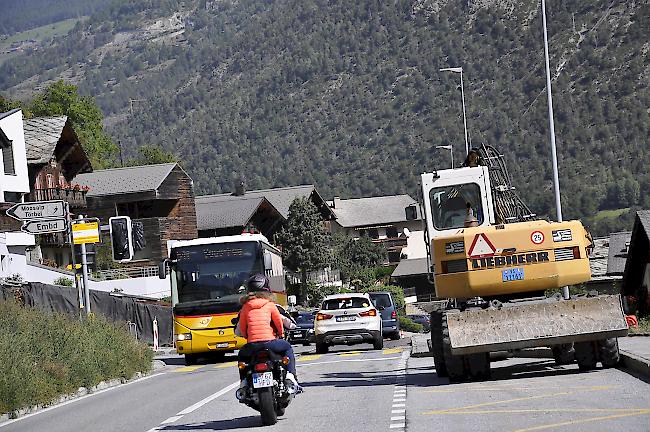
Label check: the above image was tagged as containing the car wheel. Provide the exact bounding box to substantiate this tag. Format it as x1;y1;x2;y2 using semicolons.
390;331;401;340
316;342;329;354
373;334;384;350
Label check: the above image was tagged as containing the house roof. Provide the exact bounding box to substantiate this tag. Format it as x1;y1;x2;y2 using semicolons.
391;258;429;278
197;184;320;219
0;108;21;121
76;163;177;197
607;231;632;275
330;194;419;228
588;237;610;279
23;116;68;164
196;196;272;231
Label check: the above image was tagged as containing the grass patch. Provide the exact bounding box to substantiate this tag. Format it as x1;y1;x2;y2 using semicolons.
593;208;630;222
629;317;650;335
0;300;152;414
399;316;423;333
1;18;80;47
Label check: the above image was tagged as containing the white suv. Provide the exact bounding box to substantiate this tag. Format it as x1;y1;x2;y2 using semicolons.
314;293;383;353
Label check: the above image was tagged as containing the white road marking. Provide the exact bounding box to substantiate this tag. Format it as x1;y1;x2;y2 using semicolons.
144;380;239;432
177;381;239;415
0;373;164;429
388;348;410;430
161;415;183;424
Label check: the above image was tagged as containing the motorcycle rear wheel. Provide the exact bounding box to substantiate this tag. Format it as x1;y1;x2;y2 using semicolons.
258;387;278;425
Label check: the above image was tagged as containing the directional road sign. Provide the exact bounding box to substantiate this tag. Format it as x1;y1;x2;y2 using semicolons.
6;200;66;221
20;218;68;234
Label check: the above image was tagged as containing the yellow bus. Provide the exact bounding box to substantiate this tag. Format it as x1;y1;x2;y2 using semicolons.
160;234;286;365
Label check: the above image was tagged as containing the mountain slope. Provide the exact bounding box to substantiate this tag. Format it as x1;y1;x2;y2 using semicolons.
0;0;648;234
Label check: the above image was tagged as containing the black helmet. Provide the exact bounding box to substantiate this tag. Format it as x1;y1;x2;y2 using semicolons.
247;273;271;292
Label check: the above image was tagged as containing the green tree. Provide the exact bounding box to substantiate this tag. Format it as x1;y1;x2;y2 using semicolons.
276;197;328;302
330;233;387;283
128;144;177;166
29;80;118;168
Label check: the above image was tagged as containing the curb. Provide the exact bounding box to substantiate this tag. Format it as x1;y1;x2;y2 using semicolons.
410;334;432;358
0;361;162;423
619;351;650;380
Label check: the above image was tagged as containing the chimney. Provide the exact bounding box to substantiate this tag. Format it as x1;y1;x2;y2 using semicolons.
234;180;246;196
332;196;341;209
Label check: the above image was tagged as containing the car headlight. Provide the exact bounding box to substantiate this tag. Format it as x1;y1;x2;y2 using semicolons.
176;333;192;341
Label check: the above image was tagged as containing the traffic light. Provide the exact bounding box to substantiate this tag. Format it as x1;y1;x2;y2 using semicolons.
109;216;134;262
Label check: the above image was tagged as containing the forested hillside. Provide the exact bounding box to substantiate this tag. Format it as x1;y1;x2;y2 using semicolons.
0;0;648;235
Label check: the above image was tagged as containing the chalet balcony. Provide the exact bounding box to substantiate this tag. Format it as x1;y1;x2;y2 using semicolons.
30;187;88;209
371;237;408;250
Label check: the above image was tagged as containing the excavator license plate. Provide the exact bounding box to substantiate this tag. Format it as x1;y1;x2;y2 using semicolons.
502;268;524;282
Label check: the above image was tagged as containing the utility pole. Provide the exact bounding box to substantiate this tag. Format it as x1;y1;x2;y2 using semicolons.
541;0;569;300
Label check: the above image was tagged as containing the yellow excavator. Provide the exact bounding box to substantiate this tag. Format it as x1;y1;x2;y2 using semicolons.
407;144;628;381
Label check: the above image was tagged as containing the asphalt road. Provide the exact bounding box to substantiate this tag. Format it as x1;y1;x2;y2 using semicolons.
1;338;649;432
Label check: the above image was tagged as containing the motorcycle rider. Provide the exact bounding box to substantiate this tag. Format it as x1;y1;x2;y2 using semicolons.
237;274;301;392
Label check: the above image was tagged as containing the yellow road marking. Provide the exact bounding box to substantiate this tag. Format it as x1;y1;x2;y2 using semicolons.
297;355;322;362
511;409;650;432
421;385;617;394
420;408;648;415
338;351;361;357
173;366;203;373
383;348;403;355
421;386;610;415
214;361;237;369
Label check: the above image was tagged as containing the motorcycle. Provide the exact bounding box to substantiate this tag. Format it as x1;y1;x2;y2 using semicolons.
235;347;297;425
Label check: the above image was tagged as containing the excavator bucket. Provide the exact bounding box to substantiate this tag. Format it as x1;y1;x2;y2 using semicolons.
446;295;628;355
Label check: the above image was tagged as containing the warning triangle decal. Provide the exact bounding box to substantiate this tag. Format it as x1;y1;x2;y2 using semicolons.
468;233;496;258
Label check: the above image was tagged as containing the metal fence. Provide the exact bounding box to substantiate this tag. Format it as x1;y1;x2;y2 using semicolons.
93;266;159;281
286;268;342;286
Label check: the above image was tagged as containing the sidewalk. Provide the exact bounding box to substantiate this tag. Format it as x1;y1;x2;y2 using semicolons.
618;336;650;379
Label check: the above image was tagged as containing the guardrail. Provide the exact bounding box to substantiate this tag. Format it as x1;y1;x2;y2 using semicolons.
93;266;159;281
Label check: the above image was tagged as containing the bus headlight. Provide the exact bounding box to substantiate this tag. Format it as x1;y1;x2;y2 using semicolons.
176;333;192;341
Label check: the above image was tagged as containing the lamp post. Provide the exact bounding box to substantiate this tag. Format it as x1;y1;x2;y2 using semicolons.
436;145;454;169
440;67;469;157
540;0;568;299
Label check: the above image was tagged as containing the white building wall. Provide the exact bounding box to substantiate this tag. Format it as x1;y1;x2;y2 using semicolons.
0;109;30;198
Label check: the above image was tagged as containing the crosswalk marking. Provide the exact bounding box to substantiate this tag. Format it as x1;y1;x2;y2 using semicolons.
298;354;322;362
214;361;238;369
173;366;203;373
383;348;403;355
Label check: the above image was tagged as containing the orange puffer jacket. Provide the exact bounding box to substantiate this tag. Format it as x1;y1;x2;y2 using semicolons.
239;297;284;343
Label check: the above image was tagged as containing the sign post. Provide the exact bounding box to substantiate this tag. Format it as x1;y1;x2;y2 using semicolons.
72;217;100;315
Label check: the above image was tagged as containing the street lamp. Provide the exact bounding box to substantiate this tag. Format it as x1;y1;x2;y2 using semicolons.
440;67;469;157
436;145;454;169
540;0;568;299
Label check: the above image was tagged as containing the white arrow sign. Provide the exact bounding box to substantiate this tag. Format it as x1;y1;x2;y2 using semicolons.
6;200;67;221
21;219;68;234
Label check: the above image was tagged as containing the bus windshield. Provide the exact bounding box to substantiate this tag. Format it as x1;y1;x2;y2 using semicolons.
171;241;263;305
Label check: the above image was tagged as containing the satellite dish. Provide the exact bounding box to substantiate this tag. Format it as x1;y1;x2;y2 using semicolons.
402;228;411;238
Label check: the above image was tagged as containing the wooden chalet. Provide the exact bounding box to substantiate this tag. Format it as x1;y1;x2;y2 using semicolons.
22;116;93;266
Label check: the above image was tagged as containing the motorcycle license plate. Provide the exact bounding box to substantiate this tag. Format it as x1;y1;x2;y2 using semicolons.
252;372;273;388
